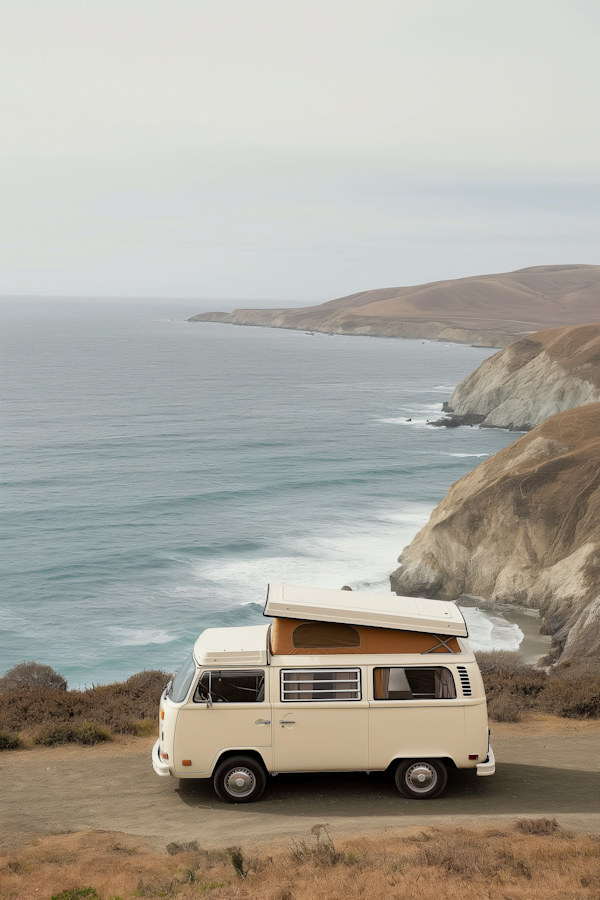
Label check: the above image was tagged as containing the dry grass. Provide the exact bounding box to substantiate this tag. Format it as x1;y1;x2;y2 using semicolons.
0;671;168;748
1;822;599;900
476;651;600;722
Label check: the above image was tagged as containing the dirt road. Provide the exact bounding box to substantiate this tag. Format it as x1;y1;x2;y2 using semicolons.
2;717;599;852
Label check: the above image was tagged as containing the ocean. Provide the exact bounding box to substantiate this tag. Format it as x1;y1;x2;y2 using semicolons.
1;300;526;686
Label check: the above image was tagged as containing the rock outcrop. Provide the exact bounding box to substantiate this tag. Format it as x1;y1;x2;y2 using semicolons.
435;324;600;431
390;404;600;664
190;265;600;348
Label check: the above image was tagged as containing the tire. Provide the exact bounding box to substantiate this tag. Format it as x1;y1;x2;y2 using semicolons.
394;759;447;799
213;755;267;804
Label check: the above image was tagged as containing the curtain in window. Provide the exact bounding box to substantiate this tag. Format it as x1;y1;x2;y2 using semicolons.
373;667;390;700
435;667;456;699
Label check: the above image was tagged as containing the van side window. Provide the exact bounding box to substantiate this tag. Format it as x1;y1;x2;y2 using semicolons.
194;670;265;703
374;667;456;700
281;668;361;701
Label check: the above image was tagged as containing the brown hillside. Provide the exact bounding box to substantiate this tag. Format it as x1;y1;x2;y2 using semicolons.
190;265;600;347
390;403;600;664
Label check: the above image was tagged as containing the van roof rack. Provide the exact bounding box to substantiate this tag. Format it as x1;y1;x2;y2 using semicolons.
264;583;468;637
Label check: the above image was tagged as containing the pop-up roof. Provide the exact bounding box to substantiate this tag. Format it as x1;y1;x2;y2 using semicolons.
264;584;468;637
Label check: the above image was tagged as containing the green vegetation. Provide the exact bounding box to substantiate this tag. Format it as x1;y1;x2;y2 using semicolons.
51;889;98;900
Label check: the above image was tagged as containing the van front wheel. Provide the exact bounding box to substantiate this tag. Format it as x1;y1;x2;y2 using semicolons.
395;759;447;799
213;756;267;804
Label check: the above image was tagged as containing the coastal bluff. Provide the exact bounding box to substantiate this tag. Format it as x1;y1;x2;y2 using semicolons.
436;323;600;431
390;404;600;664
190;264;600;348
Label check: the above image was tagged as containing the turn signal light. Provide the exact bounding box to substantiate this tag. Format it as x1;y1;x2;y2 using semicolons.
182;760;192;766
161;752;169;759
161;711;164;720
469;754;479;760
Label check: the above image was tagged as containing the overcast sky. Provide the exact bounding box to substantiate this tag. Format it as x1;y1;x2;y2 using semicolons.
1;0;598;304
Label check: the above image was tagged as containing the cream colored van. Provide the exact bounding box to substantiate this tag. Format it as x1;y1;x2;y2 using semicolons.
152;584;495;802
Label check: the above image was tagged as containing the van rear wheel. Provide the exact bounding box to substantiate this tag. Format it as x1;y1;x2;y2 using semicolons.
213;756;266;804
395;759;447;799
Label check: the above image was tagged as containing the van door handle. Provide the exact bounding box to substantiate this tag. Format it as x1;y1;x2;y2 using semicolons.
255;719;270;725
279;719;295;724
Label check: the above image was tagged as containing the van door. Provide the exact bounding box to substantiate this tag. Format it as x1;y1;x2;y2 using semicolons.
173;669;272;775
272;666;369;771
368;665;465;769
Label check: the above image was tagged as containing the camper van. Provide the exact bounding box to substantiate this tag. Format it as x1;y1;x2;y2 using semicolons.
152;584;495;802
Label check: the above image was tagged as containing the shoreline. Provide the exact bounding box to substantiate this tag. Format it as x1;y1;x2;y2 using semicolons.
458;598;552;663
189;315;509;348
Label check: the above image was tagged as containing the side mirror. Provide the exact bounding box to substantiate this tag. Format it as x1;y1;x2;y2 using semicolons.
199;693;213;709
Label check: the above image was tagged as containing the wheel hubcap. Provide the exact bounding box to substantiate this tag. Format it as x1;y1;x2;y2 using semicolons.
406;763;437;793
224;767;255;798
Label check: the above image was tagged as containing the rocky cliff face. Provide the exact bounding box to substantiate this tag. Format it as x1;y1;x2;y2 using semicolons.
189;265;600;349
440;324;600;431
390;404;600;664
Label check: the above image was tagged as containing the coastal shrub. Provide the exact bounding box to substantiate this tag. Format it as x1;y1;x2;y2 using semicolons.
486;692;523;723
476;651;600;720
33;722;112;746
476;651;547;721
0;669;169;745
475;650;528;675
227;846;246;877
0;661;67;693
0;729;23;750
541;662;600;718
515;817;559;835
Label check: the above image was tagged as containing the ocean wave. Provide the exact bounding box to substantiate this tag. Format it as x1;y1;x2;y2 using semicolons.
190;508;430;610
108;627;177;647
444;452;491;458
462;608;523;652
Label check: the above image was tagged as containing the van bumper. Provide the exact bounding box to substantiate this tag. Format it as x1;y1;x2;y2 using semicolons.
152;738;172;777
476;745;495;776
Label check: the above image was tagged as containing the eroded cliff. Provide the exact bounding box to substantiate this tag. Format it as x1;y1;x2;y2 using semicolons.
390;404;600;664
438;323;600;430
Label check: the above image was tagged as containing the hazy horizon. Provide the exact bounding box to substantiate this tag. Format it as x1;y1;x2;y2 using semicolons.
1;0;598;301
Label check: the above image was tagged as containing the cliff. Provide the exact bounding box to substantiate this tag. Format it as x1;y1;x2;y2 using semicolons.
190;264;600;348
436;323;600;431
390;404;600;664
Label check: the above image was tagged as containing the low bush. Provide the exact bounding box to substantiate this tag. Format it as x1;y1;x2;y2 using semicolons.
515;817;559;835
0;661;67;693
0;668;169;748
33;722;112;747
0;729;23;750
476;651;600;721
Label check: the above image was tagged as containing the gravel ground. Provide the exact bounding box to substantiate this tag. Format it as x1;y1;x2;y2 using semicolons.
2;715;599;853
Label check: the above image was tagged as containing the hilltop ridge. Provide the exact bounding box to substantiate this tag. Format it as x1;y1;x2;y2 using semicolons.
190;264;600;347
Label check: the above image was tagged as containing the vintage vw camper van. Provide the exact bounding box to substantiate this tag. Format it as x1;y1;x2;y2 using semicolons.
153;584;495;802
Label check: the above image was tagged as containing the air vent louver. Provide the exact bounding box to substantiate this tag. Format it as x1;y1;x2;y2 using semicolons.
457;666;472;696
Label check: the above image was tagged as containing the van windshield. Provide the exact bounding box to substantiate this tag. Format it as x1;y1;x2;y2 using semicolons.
169;651;196;703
